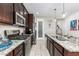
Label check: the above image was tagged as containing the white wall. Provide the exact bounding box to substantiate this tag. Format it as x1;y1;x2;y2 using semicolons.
44;18;56;35
0;23;25;38
64;12;79;37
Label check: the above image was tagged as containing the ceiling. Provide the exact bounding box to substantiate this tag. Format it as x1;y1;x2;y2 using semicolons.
23;3;79;19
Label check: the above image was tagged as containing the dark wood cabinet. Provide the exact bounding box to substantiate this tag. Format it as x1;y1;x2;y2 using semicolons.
28;14;34;33
46;35;79;56
14;3;20;14
6;51;13;56
13;3;29;27
46;36;54;56
54;47;63;56
6;43;24;56
46;35;63;56
50;42;53;56
13;44;23;56
14;3;28;18
0;3;13;24
0;3;29;26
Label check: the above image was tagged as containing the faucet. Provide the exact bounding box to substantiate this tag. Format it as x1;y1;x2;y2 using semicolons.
56;25;62;37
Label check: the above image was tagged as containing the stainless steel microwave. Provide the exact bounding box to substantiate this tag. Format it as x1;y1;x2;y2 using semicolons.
14;12;26;26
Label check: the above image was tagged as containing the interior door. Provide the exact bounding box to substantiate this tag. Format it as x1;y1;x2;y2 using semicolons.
37;19;44;40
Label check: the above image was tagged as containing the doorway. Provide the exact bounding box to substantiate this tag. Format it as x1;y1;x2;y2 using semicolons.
37;19;44;40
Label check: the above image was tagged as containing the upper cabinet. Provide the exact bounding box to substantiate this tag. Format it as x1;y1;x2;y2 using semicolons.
14;3;23;16
0;3;29;26
28;14;34;34
0;3;13;24
13;3;28;18
13;3;28;27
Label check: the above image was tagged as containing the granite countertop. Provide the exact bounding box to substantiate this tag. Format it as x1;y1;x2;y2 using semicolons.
0;40;24;56
46;33;79;52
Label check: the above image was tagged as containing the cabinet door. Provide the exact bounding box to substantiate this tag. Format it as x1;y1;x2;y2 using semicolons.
14;44;23;56
6;51;13;56
9;3;13;24
48;38;50;53
19;4;23;16
50;42;53;56
23;8;27;18
54;47;63;56
47;37;49;49
0;4;13;24
0;4;3;21
14;3;20;13
28;14;34;33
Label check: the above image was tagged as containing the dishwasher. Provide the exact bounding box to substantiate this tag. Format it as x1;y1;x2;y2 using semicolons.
24;35;31;56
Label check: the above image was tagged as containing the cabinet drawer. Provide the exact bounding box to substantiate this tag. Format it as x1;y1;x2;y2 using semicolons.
54;42;63;54
14;44;23;56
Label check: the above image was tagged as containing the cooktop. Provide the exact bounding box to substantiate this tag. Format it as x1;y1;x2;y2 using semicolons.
9;34;30;40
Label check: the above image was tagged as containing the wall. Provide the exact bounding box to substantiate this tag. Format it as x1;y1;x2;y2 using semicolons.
44;18;56;35
64;11;79;37
0;23;25;38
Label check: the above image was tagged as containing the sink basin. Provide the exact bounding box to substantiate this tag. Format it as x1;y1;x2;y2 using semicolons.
0;40;13;51
51;35;69;41
56;37;69;41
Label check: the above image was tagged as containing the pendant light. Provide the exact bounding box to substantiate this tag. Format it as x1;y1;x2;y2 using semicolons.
54;8;56;22
62;3;67;18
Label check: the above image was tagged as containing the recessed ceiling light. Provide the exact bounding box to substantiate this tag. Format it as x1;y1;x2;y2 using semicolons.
36;12;39;14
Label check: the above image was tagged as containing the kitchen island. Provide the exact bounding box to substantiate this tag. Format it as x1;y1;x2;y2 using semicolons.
0;40;24;56
46;34;79;56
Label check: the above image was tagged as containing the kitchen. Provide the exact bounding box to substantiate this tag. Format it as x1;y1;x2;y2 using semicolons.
0;3;79;56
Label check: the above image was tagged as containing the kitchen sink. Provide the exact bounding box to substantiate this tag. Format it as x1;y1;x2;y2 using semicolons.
56;36;69;41
51;35;69;41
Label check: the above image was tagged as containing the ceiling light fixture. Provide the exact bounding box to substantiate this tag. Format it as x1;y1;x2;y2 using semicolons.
62;3;67;18
36;12;39;14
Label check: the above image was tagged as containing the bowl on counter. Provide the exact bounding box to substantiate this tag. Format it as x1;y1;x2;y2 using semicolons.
0;40;13;52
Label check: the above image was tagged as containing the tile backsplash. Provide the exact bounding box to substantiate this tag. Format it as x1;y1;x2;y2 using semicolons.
0;23;25;38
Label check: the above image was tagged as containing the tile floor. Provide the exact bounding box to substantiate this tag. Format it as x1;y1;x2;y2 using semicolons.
30;40;50;56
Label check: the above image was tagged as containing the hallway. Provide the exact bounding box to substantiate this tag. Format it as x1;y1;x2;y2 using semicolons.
30;40;50;56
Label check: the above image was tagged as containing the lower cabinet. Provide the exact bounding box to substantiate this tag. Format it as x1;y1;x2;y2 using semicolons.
46;35;79;56
50;42;53;56
6;51;13;56
6;43;24;56
13;44;23;56
46;35;63;56
54;47;63;56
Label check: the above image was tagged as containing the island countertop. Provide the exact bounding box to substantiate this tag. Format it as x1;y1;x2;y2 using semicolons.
46;33;79;52
0;40;24;56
